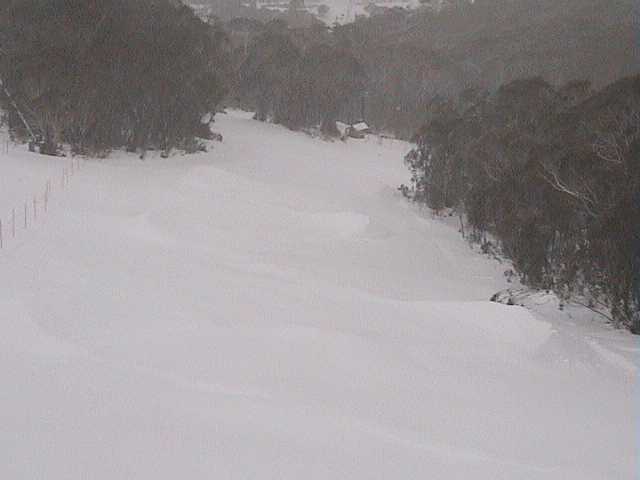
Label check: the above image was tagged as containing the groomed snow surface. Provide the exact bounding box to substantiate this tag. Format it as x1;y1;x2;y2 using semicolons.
0;111;637;479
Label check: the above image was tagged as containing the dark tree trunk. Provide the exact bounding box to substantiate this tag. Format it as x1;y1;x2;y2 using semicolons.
632;190;640;333
320;113;339;137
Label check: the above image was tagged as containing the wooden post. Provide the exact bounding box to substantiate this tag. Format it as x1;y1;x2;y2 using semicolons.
33;196;37;221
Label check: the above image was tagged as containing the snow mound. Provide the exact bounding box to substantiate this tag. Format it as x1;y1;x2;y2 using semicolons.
304;211;370;238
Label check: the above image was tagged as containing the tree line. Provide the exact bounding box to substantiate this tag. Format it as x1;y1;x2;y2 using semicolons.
234;21;366;136
331;0;638;138
224;0;637;139
6;0;632;148
0;0;231;156
401;76;640;332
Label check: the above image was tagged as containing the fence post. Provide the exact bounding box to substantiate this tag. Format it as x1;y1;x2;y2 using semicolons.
1;160;79;251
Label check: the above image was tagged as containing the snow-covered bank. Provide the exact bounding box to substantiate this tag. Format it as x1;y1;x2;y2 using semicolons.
0;111;637;479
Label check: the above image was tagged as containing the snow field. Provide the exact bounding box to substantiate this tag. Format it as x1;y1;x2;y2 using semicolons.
0;111;637;479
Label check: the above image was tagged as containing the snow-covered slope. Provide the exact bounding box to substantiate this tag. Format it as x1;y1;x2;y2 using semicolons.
0;111;637;479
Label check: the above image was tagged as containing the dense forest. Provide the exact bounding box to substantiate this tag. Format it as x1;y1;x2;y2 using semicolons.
333;0;638;138
402;76;640;331
0;0;231;155
3;0;636;143
235;21;365;135
222;0;638;138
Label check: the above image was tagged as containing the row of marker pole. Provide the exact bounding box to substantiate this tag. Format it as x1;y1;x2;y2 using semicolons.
0;156;82;250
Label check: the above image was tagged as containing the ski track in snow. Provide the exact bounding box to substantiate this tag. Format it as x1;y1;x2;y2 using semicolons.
0;111;637;479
